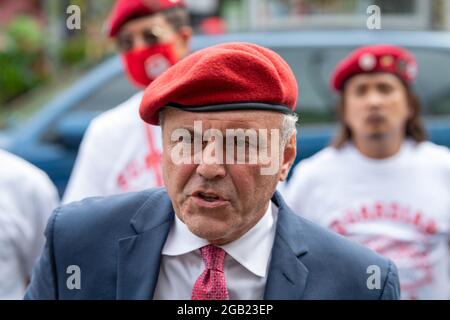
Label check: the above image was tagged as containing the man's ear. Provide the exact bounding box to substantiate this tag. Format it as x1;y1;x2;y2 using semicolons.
279;134;297;182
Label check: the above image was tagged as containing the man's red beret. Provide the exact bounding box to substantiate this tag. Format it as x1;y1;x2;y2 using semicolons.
139;42;298;125
107;0;185;37
331;44;418;92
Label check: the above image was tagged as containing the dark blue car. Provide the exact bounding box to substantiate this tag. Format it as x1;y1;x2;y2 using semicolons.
1;30;450;195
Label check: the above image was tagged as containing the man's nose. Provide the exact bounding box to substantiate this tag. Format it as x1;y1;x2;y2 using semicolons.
133;36;148;50
365;90;384;109
196;141;226;180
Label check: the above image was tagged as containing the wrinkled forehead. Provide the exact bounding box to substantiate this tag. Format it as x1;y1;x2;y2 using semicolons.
160;107;284;131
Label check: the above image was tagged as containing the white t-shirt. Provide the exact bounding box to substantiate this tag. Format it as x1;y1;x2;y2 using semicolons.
0;149;59;299
285;140;450;300
63;92;163;203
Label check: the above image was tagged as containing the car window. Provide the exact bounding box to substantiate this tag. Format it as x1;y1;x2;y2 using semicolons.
272;47;337;124
71;73;139;112
413;49;450;116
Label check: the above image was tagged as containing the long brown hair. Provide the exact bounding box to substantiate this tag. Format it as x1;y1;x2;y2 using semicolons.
332;83;428;148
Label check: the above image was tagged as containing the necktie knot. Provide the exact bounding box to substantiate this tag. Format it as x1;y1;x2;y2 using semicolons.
192;245;229;300
200;245;226;272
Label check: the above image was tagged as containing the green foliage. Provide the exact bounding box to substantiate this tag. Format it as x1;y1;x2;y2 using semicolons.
0;16;46;105
59;36;87;66
0;52;43;104
5;16;43;52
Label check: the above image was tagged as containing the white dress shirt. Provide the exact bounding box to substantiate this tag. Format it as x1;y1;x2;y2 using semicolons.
153;201;278;300
0;149;59;299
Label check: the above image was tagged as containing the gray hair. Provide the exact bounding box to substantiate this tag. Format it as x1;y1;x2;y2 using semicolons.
280;113;298;148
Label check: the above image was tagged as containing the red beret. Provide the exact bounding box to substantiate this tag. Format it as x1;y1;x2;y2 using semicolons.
140;42;298;125
107;0;185;37
331;45;417;92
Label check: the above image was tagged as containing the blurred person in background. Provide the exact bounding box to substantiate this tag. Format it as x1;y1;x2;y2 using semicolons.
0;149;58;299
63;0;192;203
285;45;450;299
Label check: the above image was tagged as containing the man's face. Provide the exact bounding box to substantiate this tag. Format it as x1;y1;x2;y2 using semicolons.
343;73;411;141
161;108;296;245
116;13;191;58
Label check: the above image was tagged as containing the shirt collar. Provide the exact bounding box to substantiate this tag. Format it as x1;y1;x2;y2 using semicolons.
161;201;278;278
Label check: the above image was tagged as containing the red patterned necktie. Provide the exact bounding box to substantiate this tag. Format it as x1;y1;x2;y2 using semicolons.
191;245;229;300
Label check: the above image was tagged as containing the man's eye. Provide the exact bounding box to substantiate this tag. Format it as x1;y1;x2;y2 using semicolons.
232;137;257;150
177;136;194;144
118;37;133;51
378;84;393;94
143;30;158;46
236;138;245;146
355;86;367;96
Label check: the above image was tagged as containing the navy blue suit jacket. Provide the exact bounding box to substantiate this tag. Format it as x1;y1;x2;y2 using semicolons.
25;188;400;299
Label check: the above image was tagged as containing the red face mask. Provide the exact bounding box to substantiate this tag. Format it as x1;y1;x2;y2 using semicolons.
121;43;178;88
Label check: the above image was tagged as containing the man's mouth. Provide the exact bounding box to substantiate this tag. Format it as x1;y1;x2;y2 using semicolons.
191;190;229;208
192;190;224;201
366;114;386;123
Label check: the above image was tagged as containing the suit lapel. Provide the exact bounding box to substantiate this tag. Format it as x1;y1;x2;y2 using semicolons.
116;188;174;299
264;191;309;300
